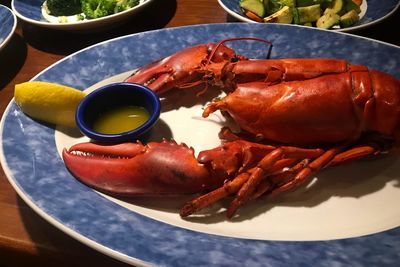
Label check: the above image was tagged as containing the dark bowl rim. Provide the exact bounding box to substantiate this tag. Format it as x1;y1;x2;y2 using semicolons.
75;82;161;142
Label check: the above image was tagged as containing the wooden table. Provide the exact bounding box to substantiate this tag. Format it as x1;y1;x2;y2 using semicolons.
0;1;398;266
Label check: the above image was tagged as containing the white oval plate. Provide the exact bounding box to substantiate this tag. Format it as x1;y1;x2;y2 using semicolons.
1;23;400;266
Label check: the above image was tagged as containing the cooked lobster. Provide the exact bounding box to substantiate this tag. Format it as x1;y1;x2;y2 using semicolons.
63;38;400;218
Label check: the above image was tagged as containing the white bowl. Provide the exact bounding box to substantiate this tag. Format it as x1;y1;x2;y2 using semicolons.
11;0;154;31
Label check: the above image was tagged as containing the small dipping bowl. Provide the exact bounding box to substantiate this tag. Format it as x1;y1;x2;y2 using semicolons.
76;82;161;143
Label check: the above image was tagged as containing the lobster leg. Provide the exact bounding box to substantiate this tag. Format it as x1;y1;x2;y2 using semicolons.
179;158;297;217
226;146;326;218
250;159;309;200
180;172;251;217
181;140;390;218
328;145;378;167
180;146;324;218
251;142;385;201
226;148;285;218
327;132;392;167
268;146;344;198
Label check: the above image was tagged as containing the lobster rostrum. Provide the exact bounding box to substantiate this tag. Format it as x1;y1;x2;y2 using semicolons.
63;38;400;219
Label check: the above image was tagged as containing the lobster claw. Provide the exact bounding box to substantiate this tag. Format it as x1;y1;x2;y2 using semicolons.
62;140;220;196
62;139;280;197
124;43;239;94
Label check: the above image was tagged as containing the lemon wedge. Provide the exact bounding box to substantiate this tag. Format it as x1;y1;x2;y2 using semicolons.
14;81;86;128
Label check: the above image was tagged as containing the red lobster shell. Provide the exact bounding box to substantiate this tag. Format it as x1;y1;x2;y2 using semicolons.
63;38;400;218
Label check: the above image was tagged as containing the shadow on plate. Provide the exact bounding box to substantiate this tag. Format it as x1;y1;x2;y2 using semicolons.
20;0;177;55
159;84;223;112
0;34;27;90
119;152;400;223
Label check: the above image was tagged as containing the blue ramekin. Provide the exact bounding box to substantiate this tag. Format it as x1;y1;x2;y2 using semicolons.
76;82;161;143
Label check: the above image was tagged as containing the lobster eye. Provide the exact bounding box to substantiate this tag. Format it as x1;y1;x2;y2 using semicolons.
231;57;238;63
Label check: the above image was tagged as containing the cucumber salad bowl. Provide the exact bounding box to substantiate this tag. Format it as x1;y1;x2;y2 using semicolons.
218;0;400;32
239;0;365;30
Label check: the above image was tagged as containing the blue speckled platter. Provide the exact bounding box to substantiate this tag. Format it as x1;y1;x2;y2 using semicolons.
0;4;17;51
1;23;400;266
218;0;400;32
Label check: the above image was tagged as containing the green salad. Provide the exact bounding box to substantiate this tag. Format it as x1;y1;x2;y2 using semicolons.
239;0;363;29
42;0;140;22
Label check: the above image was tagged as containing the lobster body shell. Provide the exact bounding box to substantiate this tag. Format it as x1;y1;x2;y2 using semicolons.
125;40;400;144
204;68;400;145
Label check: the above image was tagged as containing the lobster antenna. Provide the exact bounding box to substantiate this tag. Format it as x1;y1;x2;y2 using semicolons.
206;37;274;65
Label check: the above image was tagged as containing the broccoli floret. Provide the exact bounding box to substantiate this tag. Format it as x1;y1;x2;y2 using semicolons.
115;0;139;12
46;0;82;16
81;0;117;19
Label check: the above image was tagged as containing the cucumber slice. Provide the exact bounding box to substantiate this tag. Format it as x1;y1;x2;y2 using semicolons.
264;6;293;24
264;0;295;15
340;9;359;27
316;8;340;28
297;4;322;24
240;0;265;18
327;0;345;14
292;7;300;24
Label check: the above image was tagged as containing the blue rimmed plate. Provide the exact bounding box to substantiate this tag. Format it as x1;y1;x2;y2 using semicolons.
0;4;17;51
11;0;154;31
218;0;400;32
1;23;400;266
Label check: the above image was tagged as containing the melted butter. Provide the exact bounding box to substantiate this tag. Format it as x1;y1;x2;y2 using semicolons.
92;105;150;134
